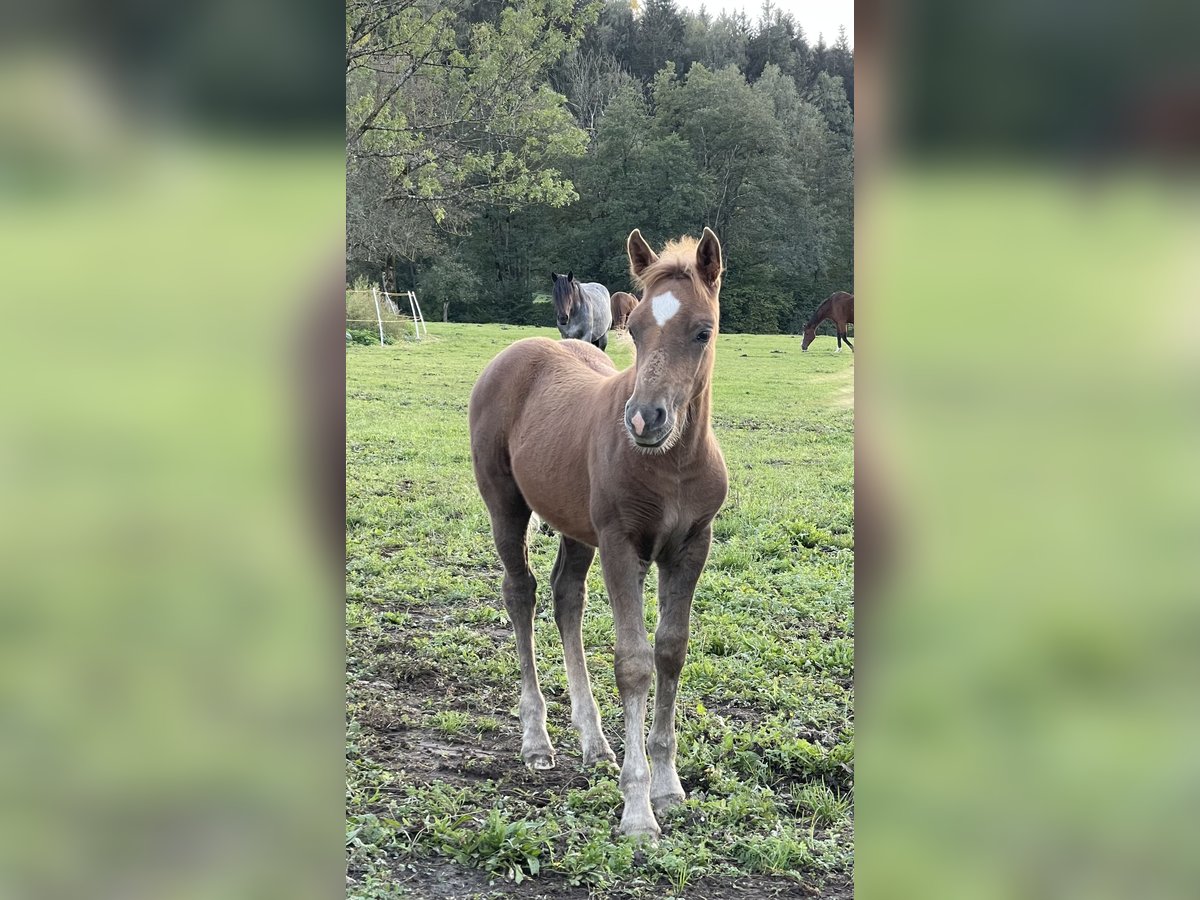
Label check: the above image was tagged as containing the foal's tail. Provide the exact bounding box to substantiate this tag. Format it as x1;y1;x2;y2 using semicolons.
526;512;544;543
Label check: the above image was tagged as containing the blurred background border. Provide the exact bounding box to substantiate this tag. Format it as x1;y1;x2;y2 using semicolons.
1;1;346;898
856;0;1200;897
3;0;1200;897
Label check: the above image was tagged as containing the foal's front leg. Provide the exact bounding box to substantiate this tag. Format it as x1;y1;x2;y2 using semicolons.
648;526;711;817
599;535;658;839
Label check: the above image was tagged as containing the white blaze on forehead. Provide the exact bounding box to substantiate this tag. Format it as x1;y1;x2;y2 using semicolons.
651;291;681;327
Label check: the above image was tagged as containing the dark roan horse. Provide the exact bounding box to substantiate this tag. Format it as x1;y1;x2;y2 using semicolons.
472;229;728;840
551;272;612;350
801;291;854;352
610;291;638;330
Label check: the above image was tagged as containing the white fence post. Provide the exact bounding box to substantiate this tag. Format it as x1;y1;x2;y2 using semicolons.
407;291;420;339
411;292;428;338
370;285;385;347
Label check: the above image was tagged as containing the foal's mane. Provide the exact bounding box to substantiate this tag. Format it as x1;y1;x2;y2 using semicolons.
631;236;719;300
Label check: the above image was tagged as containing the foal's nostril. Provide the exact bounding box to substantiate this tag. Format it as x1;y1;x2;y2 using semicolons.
625;402;670;441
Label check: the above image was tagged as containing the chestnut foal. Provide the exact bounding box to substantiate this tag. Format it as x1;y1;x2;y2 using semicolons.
468;228;728;839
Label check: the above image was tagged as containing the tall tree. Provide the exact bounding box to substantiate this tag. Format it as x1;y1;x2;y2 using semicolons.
552;49;633;134
582;0;637;61
560;83;707;291
807;71;854;144
688;11;751;73
746;1;798;82
828;25;854;107
652;64;779;237
633;0;686;82
346;0;595;266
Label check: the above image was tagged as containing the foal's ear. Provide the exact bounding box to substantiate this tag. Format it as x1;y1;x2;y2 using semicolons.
550;272;557;284
627;229;658;278
567;271;573;283
697;226;723;287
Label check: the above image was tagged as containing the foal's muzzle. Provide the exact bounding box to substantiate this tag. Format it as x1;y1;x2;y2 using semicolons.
625;399;672;448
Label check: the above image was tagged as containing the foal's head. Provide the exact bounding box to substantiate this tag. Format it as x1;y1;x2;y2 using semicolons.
622;227;723;452
550;272;580;337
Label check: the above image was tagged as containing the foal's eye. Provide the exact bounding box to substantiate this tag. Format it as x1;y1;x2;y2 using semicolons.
696;329;712;344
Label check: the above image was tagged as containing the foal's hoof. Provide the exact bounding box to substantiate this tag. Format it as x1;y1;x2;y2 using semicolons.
651;791;686;818
524;753;555;772
582;745;617;770
619;817;661;843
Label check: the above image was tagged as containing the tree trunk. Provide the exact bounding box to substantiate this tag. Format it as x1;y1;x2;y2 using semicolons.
443;302;450;323
384;254;395;293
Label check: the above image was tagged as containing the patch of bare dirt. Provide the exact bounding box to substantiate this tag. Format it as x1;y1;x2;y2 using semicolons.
371;857;852;899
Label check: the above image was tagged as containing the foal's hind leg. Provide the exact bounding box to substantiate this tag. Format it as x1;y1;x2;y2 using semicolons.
551;536;615;768
842;330;854;352
481;481;555;770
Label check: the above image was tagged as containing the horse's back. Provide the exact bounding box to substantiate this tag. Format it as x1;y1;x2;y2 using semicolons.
470;337;615;440
470;336;620;543
580;281;610;302
471;339;546;455
558;338;619;376
835;291;853;323
826;291;853;323
579;282;613;335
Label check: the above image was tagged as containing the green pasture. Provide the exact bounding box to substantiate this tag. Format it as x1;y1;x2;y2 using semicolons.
347;324;854;898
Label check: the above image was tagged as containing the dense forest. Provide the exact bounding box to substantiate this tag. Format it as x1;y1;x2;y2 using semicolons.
347;0;853;333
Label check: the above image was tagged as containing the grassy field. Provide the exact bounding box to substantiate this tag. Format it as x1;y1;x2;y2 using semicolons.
346;324;854;899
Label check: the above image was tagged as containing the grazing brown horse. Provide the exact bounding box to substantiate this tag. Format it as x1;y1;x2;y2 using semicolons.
801;291;855;352
610;290;638;330
469;228;728;840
